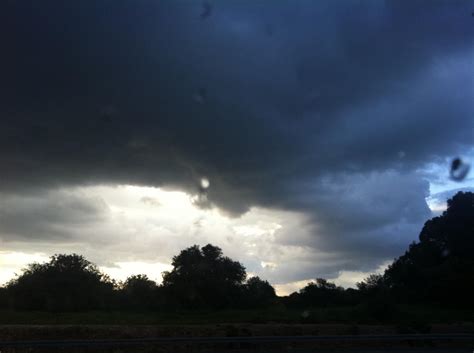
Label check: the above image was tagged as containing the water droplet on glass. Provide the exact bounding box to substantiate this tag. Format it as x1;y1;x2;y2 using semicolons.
201;178;210;189
450;157;470;181
200;1;212;19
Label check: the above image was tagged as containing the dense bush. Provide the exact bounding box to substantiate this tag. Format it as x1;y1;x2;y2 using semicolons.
6;254;115;311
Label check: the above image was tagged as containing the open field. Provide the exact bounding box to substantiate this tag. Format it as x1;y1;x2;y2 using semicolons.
1;306;473;352
1;323;474;339
0;304;473;326
1;306;473;351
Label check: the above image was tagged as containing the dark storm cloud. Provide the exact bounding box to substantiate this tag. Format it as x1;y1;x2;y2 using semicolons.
0;189;108;242
0;1;473;275
269;170;432;275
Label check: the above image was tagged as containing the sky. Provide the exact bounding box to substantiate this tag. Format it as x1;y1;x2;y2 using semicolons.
0;0;473;295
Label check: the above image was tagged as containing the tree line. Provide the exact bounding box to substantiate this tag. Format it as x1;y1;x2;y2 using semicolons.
0;245;277;312
0;191;472;316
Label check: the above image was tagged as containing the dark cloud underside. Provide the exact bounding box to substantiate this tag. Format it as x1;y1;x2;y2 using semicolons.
0;0;473;277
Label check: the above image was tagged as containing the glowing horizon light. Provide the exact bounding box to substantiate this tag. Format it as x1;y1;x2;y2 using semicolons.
0;251;50;285
426;197;447;213
0;184;319;295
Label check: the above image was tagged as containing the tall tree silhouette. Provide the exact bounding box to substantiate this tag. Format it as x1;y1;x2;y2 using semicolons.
243;276;276;308
384;191;474;306
162;244;246;309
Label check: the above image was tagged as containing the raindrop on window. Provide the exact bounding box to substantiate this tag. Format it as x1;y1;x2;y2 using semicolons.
450;157;470;181
201;178;210;189
200;2;212;19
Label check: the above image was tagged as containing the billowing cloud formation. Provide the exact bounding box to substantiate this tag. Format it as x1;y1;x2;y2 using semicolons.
0;1;473;288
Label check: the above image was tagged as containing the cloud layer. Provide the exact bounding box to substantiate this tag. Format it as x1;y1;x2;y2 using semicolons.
0;1;473;288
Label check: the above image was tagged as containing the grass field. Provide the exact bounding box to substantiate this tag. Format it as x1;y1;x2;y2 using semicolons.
0;305;472;327
0;309;473;353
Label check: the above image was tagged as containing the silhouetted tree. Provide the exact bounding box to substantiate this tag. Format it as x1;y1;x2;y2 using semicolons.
357;273;396;321
243;276;276;308
285;278;346;308
121;274;158;311
162;244;246;309
419;191;474;258
7;254;115;311
0;287;8;309
301;279;344;306
342;287;361;305
356;274;384;293
384;191;474;307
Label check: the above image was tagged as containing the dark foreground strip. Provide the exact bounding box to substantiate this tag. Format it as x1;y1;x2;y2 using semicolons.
0;334;473;348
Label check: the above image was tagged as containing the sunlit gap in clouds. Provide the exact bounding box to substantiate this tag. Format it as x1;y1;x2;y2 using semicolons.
0;184;320;294
0;182;420;294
